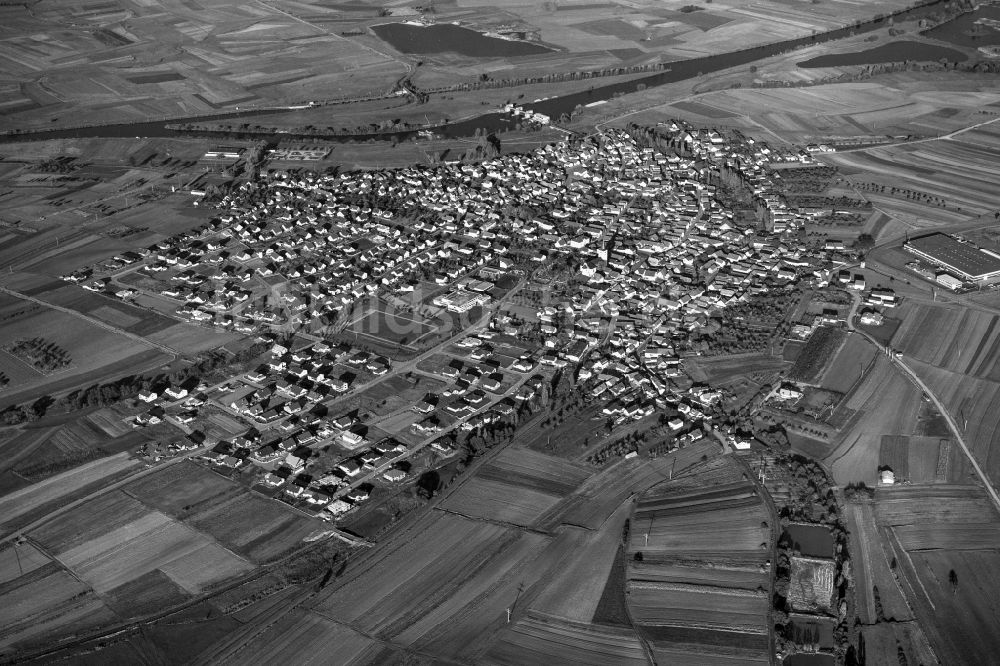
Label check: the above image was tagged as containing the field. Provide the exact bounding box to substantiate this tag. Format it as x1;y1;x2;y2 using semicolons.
0;294;167;406
878;434;967;484
191;439;722;664
826;123;1000;224
625;457;771;662
0;452;140;537
818;332;877;394
904;355;1000;487
825;356;923;485
0;459;332;656
30;488;253;594
840;500;933;623
659;75;1000;144
315;510;548;647
124;460;325;563
788;326;847;384
871;485;1000;665
0;0;407;130
438;446;591;527
485;613;647;666
787;556;835;613
0;562;119;654
893;303;1000;380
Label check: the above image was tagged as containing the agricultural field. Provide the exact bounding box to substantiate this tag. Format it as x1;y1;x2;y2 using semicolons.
690;354;789;385
210;608;383;666
871;485;1000;665
542;439;718;532
0;460;331;657
0;0;407;130
314;510;548;648
0;295;170;409
787;556;835;613
625;457;772;662
30;488;253;595
788;326;847;384
826;124;1000;224
878;434;968;484
893;303;1000;380
485;613;647;666
438;446;590;527
843;502;913;625
818;332;877;394
124;460;325;563
825;356;923;485
0;452;140;537
0;561;119;655
904;357;1000;487
658;73;1000;146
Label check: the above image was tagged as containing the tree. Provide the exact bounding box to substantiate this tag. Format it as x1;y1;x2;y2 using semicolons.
948;568;958;593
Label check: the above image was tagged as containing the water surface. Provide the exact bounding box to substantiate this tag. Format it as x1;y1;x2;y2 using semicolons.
372;23;554;57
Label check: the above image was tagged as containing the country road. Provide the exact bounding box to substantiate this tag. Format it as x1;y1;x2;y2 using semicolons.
893;356;1000;513
847;308;1000;515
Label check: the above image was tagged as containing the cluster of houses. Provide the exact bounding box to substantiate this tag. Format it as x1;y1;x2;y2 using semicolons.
70;122;884;519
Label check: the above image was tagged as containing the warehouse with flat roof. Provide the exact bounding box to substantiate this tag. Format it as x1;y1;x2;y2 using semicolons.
904;233;1000;284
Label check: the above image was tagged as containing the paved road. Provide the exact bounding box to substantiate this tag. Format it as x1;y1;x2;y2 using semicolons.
0;285;180;357
832;115;1000;154
847;312;1000;514
893;355;1000;513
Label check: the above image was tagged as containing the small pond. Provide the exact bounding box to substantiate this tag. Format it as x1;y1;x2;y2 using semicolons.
785;524;834;558
798;40;967;67
788;617;836;648
372;22;555;57
785;653;837;666
923;5;1000;47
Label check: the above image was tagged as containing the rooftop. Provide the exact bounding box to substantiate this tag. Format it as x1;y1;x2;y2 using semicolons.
906;233;1000;279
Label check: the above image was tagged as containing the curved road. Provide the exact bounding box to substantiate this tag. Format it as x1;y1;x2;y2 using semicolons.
847;303;1000;514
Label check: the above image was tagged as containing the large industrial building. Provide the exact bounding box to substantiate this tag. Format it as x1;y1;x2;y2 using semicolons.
904;233;1000;285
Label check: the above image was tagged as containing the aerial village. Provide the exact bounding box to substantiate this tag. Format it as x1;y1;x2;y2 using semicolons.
61;125;896;524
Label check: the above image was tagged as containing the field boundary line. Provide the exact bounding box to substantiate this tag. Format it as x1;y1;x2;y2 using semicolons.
433;506;551;536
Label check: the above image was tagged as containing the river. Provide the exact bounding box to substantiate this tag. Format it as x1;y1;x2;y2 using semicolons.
0;0;952;146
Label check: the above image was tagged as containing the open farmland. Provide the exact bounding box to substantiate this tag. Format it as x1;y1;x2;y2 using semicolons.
788;326;846;384
0;452;140;537
0;294;170;408
485;613;647;666
0;0;407;130
124;460;324;563
893;303;1000;380
439;446;590;527
904;357;1000;487
825;125;1000;224
818;332;877;394
315;511;548;646
29;487;253;595
878;434;963;484
208;608;383;666
658;74;1000;146
543;439;719;531
625;457;771;662
872;485;1000;665
825;356;922;485
843;502;912;624
0;563;119;655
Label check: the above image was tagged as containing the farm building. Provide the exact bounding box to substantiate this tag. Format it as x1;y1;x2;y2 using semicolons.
905;233;1000;284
